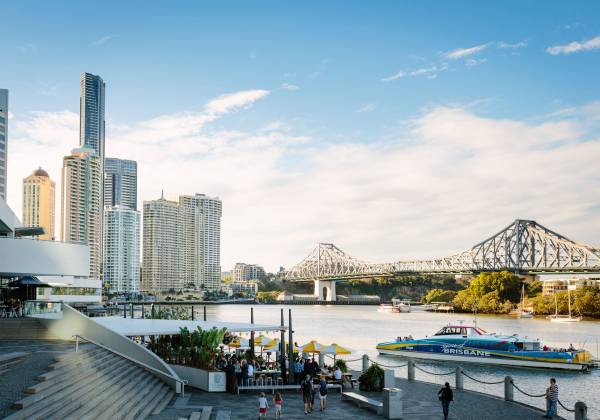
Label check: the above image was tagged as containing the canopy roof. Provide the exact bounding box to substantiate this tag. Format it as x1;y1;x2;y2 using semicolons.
7;276;52;288
95;317;285;336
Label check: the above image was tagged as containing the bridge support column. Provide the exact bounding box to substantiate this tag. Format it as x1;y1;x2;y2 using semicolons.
314;280;337;302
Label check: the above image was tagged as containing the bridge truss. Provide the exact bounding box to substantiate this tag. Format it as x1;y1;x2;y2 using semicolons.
283;219;600;281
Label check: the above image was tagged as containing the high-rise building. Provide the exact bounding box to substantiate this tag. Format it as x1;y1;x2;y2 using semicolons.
103;206;140;293
142;193;222;292
104;158;137;210
80;73;105;164
61;147;102;280
0;89;8;200
142;196;180;292
233;263;266;282
22;167;56;240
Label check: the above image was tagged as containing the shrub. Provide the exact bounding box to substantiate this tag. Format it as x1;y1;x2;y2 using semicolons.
359;364;384;392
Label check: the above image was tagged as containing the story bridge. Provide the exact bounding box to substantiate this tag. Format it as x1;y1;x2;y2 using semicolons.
281;219;600;301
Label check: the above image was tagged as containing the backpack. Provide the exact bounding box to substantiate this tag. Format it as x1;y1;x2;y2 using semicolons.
319;381;328;396
302;380;312;394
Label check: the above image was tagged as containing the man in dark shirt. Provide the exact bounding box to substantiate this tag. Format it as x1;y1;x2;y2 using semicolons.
437;382;453;420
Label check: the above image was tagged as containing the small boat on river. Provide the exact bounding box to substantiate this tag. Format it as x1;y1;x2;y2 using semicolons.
376;323;592;371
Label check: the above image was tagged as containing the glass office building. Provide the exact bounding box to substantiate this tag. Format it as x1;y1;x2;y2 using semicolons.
79;73;105;164
104;158;137;210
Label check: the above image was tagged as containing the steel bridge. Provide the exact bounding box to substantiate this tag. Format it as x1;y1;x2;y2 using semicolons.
282;219;600;300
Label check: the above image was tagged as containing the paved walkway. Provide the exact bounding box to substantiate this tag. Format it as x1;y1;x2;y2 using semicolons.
156;377;548;420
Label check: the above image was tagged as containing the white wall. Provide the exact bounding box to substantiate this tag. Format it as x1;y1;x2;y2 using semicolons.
0;237;89;277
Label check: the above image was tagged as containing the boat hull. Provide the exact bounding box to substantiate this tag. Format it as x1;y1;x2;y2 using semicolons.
377;349;588;371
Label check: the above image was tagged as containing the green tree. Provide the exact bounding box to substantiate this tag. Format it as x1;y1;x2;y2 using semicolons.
422;288;456;303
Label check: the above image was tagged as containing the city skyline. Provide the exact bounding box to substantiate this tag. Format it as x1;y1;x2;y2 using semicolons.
3;2;600;271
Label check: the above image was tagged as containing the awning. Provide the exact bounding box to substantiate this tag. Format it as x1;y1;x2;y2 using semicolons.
7;276;52;288
94;316;286;336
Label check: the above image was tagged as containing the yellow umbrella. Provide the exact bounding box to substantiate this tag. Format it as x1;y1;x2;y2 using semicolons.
229;337;249;348
319;343;352;355
300;340;324;354
254;335;273;347
264;338;280;351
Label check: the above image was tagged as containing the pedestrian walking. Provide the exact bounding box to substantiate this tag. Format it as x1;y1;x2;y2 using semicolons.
544;378;558;419
257;392;269;419
301;374;313;415
273;392;283;419
437;382;453;420
318;377;328;411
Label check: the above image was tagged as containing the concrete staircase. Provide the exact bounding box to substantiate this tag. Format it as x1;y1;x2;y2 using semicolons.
4;345;175;420
0;318;60;340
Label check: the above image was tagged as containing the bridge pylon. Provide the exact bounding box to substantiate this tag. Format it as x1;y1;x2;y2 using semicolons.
314;279;336;302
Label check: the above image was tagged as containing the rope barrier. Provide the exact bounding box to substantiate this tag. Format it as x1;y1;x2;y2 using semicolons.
557;400;575;413
372;361;409;368
461;371;505;385
510;380;546;398
414;364;454;376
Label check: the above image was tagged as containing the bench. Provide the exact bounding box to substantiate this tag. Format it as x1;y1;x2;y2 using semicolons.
341;391;383;415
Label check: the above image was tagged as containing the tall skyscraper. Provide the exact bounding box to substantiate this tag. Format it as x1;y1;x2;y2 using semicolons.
22;167;56;240
142;193;222;292
179;194;223;290
104;158;137;210
80;73;105;164
61;147;102;280
142;196;180;292
0;89;8;200
103;206;141;293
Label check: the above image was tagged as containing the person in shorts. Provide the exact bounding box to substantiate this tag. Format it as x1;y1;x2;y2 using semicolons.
258;392;269;419
273;392;283;419
318;377;328;411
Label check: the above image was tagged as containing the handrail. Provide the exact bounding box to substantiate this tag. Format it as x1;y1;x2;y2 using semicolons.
73;334;187;396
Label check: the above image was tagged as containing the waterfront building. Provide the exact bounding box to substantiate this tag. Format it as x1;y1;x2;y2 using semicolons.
142;193;222;292
80;73;105;164
61;147;103;280
142;196;180;292
103;206;141;293
104;157;137;210
233;263;266;282
22;167;56;240
0;89;7;200
228;281;258;296
542;277;600;295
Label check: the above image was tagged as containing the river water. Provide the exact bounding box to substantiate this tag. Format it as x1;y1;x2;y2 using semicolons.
204;304;600;419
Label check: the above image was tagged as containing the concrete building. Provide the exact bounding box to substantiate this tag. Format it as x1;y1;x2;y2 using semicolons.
142;193;222;292
103;206;141;293
22;167;56;240
0;89;7;200
228;281;258;296
80;73;105;165
61;147;103;280
104;157;137;210
142;196;180;292
233;263;266;282
542;277;600;295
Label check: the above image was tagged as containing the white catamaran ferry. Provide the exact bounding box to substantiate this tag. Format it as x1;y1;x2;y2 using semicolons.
376;323;592;371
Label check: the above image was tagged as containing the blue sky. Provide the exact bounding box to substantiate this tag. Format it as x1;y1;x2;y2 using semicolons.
2;1;600;270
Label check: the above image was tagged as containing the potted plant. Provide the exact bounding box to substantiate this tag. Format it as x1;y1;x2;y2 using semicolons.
359;364;384;392
335;359;348;373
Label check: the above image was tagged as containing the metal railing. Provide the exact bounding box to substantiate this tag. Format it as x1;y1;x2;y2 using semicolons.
355;355;588;420
73;334;187;396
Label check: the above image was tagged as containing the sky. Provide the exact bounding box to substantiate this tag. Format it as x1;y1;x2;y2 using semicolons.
2;1;600;272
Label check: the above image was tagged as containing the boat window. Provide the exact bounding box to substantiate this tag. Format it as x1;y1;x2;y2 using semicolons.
461;328;467;336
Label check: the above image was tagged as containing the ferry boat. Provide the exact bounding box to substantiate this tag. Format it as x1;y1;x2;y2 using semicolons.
376;323;592;371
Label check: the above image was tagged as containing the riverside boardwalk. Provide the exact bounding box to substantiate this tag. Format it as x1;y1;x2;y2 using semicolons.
154;375;547;420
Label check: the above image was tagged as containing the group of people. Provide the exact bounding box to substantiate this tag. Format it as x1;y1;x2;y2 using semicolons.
257;357;344;417
224;354;282;394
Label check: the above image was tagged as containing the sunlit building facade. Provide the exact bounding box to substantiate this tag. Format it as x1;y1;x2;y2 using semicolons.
61;147;102;280
104;158;137;210
0;89;8;200
22;167;56;240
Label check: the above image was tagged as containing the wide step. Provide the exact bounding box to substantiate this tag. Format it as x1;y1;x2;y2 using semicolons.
6;344;176;419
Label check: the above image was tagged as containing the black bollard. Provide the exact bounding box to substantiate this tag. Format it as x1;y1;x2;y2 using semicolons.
288;309;294;384
280;308;287;383
191;305;194;321
203;306;207;321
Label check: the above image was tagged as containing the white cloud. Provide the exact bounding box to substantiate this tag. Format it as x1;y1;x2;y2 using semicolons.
547;35;600;55
280;83;300;91
92;36;113;46
465;58;487;67
356;103;376;113
7;97;600;272
381;71;405;82
444;43;490;59
204;89;270;115
497;41;528;49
